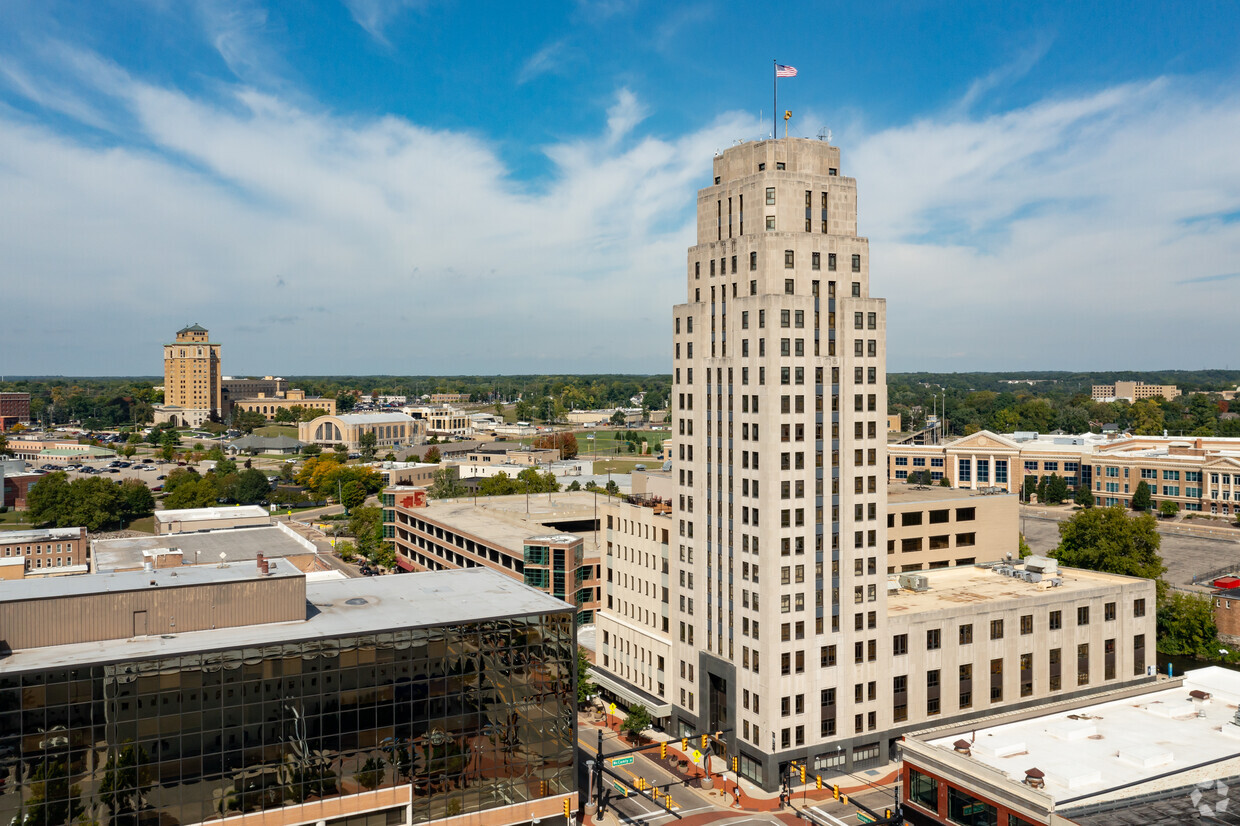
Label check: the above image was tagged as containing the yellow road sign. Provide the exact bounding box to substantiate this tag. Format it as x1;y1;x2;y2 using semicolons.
690;749;703;763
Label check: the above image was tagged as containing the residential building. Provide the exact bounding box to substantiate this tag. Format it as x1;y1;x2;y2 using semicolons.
886;485;1017;572
899;666;1239;826
229;387;336;420
154;324;222;426
0;527;87;573
889;431;1240;515
0;391;31;430
0;564;577;826
592;137;1158;790
154;505;273;535
383;490;601;623
300;412;423;451
1090;380;1180;403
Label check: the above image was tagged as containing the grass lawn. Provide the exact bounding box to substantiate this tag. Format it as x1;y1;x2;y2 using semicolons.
572;430;666;458
125;515;156;534
255;425;299;438
591;458;655;474
0;510;38;530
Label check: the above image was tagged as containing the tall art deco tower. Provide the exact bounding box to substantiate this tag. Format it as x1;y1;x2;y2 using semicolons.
670;138;887;783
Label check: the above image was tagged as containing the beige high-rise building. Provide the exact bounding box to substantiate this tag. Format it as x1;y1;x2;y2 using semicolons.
156;324;222;426
592;138;1157;791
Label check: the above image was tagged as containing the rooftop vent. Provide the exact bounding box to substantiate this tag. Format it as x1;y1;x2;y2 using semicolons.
1024;768;1045;789
898;574;929;592
953;739;972;756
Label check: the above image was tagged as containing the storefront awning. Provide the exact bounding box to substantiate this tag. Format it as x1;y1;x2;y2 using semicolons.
588;668;672;718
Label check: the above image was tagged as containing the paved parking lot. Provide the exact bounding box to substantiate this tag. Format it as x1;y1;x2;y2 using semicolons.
1021;511;1240;587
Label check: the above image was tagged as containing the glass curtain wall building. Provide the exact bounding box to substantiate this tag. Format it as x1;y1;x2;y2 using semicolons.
0;568;576;826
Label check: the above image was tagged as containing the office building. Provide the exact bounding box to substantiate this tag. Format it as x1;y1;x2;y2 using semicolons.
0;527;87;574
0;392;31;431
591;137;1158;790
1090;381;1180;403
0;564;577;826
899;667;1240;826
885;485;1017;573
229;388;336;421
221;375;289;401
383;490;601;623
890;432;1240;515
154;324;222;427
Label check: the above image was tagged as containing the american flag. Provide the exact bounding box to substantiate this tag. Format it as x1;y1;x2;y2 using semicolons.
775;64;798;77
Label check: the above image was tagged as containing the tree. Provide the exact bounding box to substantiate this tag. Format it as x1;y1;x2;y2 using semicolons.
230;468;272;504
1043;473;1068;504
117;478;155;518
234;409;267;434
576;646;596;704
1132;480;1152;511
1074;485;1095;508
424;446;442;464
513;398;534;422
429;467;467;498
620;703;652;739
1035;475;1048;505
1157;592;1221;659
333;443;350;461
336;391;356;413
534;431;579;459
272;407;298;423
1018;533;1032;559
1022;475;1038;502
610;409;627;426
164;477;219;510
301;443;322;457
1051;505;1167;599
567;480;581;491
359;430;378;461
0;434;10;457
340;480;367;511
1159;500;1180;519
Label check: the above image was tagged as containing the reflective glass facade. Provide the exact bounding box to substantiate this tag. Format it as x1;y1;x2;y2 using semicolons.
0;613;576;825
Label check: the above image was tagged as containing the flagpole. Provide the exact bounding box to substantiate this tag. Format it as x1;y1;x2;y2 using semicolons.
772;59;777;140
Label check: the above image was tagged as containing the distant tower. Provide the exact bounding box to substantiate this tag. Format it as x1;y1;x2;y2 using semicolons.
159;324;222;426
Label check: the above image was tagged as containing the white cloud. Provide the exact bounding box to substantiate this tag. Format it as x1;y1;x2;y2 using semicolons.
341;0;424;46
517;40;568;86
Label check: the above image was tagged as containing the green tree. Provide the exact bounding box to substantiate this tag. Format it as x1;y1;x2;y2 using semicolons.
359;430;378;462
234;409;267;434
333;443;349;461
272;407;298;423
429;467;467;498
1074;485;1095;508
620;703;652;739
1044;473;1068;504
1035;475;1048;504
567;480;581;491
576;646;596;704
1130;399;1165;436
1018;533;1032;559
610;409;627;426
340;480;367;511
1051;505;1167;599
159;440;177;462
1132;480;1152;511
301;443;322;456
336;391;356;413
1157;592;1221;659
117;478;155;518
164;477;219;509
1159;500;1180;519
0;433;10;457
1022;475;1038;501
230;468;272;504
348;506;384;559
120;443;137;459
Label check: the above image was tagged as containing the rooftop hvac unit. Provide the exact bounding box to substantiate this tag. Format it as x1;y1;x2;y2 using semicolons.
1048;577;1063;587
995;566;1013;577
1025;555;1059;575
899;574;929;592
1025;571;1043;583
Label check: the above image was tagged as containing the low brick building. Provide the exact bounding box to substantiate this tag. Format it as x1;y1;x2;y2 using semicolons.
0;527;88;573
0;392;31;431
1212;587;1240;645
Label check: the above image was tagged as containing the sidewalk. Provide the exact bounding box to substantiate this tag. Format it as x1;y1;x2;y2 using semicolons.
581;710;900;816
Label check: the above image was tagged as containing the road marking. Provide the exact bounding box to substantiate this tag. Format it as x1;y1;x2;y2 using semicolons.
808;805;856;826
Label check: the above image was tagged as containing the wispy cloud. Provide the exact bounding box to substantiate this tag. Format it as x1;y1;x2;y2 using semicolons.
341;0;425;46
1178;272;1240;285
518;39;568;85
957;31;1056;113
193;0;286;87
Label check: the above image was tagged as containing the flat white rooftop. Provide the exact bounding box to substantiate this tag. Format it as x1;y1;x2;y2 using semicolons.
154;505;269;523
887;564;1138;616
926;667;1240;805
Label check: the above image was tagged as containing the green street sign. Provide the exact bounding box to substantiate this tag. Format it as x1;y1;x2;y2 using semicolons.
611;756;634;767
857;814;875;824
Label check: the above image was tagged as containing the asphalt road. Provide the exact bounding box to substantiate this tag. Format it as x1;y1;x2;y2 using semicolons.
578;726;719;824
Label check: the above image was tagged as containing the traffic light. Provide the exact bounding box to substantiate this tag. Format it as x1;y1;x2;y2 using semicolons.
841;794;849;806
885;809;893;819
636;778;646;791
681;737;689;752
563;798;571;818
660;742;667;759
833;784;840;800
701;734;708;749
732;757;739;772
816;775;822;790
540;781;547;795
800;765;806;783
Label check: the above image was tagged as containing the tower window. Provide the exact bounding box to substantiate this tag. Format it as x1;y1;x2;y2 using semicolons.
785;250;794;268
766;187;776;205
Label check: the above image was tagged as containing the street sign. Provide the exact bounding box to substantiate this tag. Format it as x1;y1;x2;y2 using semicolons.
690;749;703;763
608;703;617;714
610;756;634;767
857;814;875;824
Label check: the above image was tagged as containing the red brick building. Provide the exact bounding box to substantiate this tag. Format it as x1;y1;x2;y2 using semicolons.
0;392;31;431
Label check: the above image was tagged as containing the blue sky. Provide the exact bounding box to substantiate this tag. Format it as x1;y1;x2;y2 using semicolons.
2;1;1239;376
